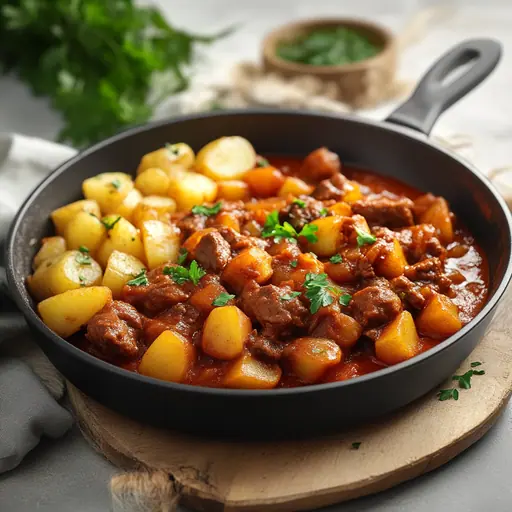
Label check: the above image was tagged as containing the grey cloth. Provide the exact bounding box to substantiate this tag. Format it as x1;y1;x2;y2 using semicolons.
0;133;77;473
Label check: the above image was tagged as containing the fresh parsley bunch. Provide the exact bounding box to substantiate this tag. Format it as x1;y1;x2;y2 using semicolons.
0;0;227;147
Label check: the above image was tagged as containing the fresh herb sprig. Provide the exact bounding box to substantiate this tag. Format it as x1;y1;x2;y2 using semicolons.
212;292;235;307
191;202;222;217
262;210;318;243
438;362;486;401
127;269;149;286
163;260;206;286
355;227;376;247
75;246;92;265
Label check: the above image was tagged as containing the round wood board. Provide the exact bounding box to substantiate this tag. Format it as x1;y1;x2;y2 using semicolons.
68;286;512;512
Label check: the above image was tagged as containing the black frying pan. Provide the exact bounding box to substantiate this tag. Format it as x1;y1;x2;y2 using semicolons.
6;39;512;438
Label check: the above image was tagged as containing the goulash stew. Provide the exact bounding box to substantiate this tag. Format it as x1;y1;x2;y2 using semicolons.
28;137;489;389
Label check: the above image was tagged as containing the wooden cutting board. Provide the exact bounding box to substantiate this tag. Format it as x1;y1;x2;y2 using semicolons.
68;286;512;512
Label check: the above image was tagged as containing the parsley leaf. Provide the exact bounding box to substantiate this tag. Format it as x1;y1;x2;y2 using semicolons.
339;293;352;307
298;223;319;243
189;260;206;285
191;202;222;217
261;210;280;238
75;249;92;265
127;269;149;286
163;260;205;286
256;156;269;167
330;254;343;264
281;291;302;301
438;388;459;401
303;273;334;314
473;369;485;375
290;260;298;268
319;207;329;217
355;227;376;247
293;199;306;208
212;292;236;307
470;361;482;367
351;442;362;450
101;216;121;231
261;210;318;243
177;248;188;265
110;179;121;190
452;369;475;389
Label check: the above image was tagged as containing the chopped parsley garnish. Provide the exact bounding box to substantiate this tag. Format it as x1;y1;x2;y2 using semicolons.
261;210;318;243
452;367;486;389
330;254;343;264
256;156;269;167
163;260;206;286
319;207;328;217
281;291;302;301
127;269;149;286
355;227;376;247
339;293;352;307
177;248;188;265
191;201;222;217
293;199;306;208
303;272;334;314
75;247;92;265
212;292;236;307
298;223;319;243
110;179;121;190
473;369;485;376
165;142;180;156
101;215;121;231
290;260;298;268
438;388;459;401
79;245;89;253
470;361;482;367
351;442;362;450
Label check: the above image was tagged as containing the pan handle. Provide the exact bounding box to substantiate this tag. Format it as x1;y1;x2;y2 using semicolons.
385;39;502;135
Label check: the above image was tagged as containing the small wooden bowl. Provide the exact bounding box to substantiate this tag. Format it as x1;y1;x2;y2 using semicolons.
262;18;398;108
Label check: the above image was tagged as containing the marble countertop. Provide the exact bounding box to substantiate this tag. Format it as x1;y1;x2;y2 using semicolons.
1;1;512;511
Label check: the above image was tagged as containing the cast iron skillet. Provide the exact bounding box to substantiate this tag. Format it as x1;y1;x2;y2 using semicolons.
6;39;512;438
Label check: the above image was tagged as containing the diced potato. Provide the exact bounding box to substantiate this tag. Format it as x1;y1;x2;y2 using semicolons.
244;197;287;214
329;202;352;217
141;220;180;269
137;143;195;175
28;250;103;301
202;306;252;360
139;330;196;383
348;214;371;245
183;228;217;255
325;258;355;284
33;236;66;270
96;216;145;268
37;286;112;338
222;247;273;292
217;180;251;201
82;172;134;214
51;200;101;235
135;167;171;196
420;198;453;244
244;167;285;197
168;169;217;211
102;251;146;298
272;252;324;286
305;216;343;257
284;337;342;383
375;239;407;279
196;136;256;181
212;211;240;232
190;281;233;315
242;220;262;237
375;311;419;365
342;181;363;204
224;352;282;389
311;305;363;349
132;195;177;229
416;293;462;338
64;211;107;254
115;188;143;223
278;176;314;197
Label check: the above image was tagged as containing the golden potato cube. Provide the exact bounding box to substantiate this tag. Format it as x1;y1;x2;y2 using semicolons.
420;198;453;244
329;202;352;217
137;143;195;175
196;136;256;181
96;216;145;268
82;172;134;214
214;211;240;232
139;330;196;383
375;239;408;279
115;188;143;223
244;167;285;197
278;176;314;197
305;216;343;257
135;167;171;196
64;211;106;254
33;236;66;270
168;170;217;211
102;251;146;298
375;311;419;365
244;197;287;213
37;286;112;338
132;195;177;229
342;181;363;204
222;247;273;292
224;353;282;389
202;306;252;360
416;293;462;338
141;220;180;269
217;180;250;201
51;200;101;235
189;282;233;315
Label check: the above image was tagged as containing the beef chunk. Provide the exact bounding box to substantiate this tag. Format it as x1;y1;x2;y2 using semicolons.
177;213;206;238
396;224;446;263
217;227;269;252
300;147;341;182
352;197;414;228
238;281;308;336
86;301;143;362
194;230;231;272
279;196;326;231
340;247;376;281
390;276;426;309
405;257;443;282
122;265;195;316
351;283;402;328
144;303;202;344
246;331;284;362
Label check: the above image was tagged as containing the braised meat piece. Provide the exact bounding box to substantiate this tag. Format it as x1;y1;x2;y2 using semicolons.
122;265;196;316
350;281;402;328
86;301;144;362
352;197;414;228
279;196;326;231
412;193;438;219
405;257;443;282
312;172;348;201
238;281;308;337
246;331;285;362
300;147;341;182
177;213;206;238
194;230;232;272
217;226;269;252
390;276;427;309
396;224;446;263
